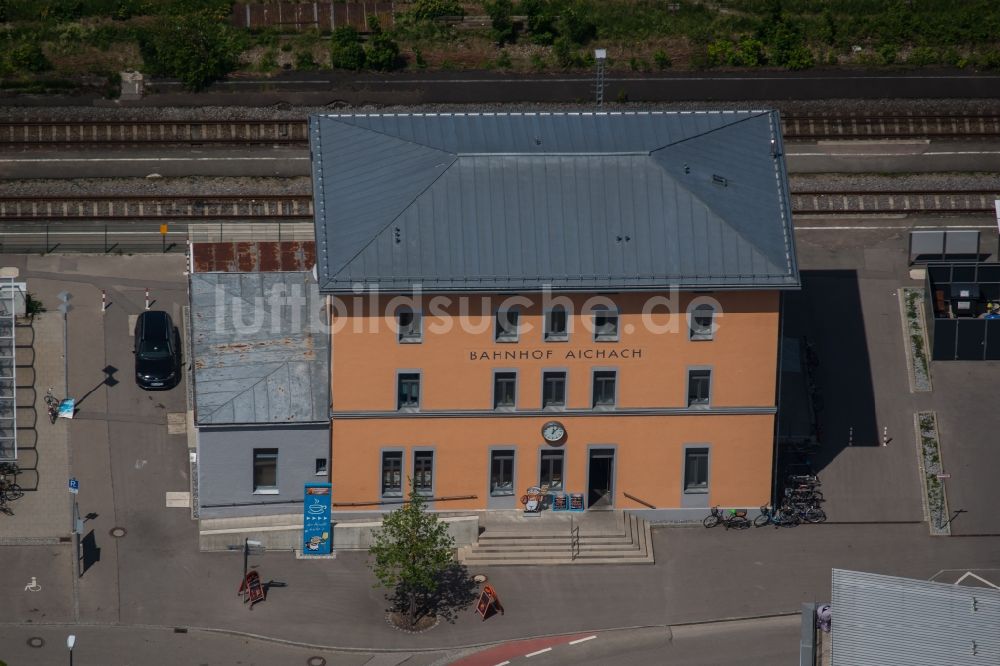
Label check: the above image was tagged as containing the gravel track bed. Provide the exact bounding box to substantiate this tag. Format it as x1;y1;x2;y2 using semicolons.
1;98;1000;122
789;173;1000;192
0;176;312;198
0;173;994;198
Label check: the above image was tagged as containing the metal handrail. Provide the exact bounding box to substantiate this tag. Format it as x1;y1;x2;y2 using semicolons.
623;492;656;509
332;494;477;507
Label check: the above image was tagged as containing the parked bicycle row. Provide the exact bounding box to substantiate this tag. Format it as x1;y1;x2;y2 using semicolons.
703;501;827;530
0;461;24;513
702;472;826;529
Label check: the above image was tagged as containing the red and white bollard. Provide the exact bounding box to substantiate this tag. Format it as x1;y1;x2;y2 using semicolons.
101;289;107;313
144;288;150;311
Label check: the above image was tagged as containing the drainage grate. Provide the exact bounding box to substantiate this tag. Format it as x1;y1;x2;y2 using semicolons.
173;627;188;634
27;637;44;648
306;658;327;666
109;527;127;538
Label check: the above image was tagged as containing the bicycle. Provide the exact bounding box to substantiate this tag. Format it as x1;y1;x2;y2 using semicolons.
0;461;19;477
754;504;799;528
703;506;751;530
0;480;23;502
43;387;60;424
783;487;824;502
781;501;826;524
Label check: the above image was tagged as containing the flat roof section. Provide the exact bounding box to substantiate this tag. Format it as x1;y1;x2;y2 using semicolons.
310;111;799;293
190;271;329;426
191;241;316;273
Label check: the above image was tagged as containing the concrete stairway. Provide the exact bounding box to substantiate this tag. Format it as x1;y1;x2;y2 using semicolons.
458;511;654;566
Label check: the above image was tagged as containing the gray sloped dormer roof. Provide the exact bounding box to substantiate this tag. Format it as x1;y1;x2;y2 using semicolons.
310;111;799;293
190;272;329;426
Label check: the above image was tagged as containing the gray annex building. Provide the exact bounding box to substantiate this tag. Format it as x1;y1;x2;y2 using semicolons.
189;268;329;520
831;569;1000;665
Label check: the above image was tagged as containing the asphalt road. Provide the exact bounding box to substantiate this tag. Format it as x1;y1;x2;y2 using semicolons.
454;618;800;666
20;69;1000;107
5;140;1000;179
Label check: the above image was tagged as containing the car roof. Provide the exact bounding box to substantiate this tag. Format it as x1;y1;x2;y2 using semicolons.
138;310;170;338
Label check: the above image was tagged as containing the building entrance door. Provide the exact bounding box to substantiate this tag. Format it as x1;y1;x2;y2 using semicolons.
587;448;615;509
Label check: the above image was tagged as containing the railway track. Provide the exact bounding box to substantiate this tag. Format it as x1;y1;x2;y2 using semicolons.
1;114;999;146
0;195;314;220
790;190;1000;215
0;120;309;145
0;191;996;222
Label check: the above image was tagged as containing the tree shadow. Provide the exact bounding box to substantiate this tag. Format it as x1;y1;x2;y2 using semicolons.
385;562;479;625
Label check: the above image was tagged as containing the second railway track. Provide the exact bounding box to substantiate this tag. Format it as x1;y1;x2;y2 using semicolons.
0;191;997;221
2;114;1000;146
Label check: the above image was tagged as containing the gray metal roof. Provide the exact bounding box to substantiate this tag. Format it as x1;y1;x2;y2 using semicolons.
831;569;1000;666
190;272;329;426
310;111;798;293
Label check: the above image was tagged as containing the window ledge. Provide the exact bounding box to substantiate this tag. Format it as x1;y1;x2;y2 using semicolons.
594;337;620;343
544;336;569;343
253;488;280;495
683;488;709;495
398;338;423;344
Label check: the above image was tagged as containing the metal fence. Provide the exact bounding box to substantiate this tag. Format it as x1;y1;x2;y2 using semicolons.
231;2;396;31
0;222;314;255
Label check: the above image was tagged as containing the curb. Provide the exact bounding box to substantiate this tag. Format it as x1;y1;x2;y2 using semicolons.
0;613;803;654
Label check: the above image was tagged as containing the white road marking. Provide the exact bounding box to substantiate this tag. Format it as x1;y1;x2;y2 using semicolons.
493;661;511;666
569;635;597;645
525;647;553;658
0;157;309;163
956;571;1000;589
24;576;41;592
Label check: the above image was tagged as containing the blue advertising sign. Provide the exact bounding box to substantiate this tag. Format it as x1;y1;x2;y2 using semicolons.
302;483;332;555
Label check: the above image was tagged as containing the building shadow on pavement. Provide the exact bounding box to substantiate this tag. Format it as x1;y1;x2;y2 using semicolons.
780;270;879;476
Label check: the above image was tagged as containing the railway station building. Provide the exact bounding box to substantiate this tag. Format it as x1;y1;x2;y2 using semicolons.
310;111;799;519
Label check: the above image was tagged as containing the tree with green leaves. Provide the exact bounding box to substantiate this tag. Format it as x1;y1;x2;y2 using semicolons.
330;26;366;70
368;485;455;630
484;0;516;46
365;31;401;71
138;11;245;91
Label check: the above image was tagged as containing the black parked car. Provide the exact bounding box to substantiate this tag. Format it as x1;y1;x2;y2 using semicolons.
134;310;181;390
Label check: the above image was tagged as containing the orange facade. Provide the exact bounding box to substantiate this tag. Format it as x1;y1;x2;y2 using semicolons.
329;290;781;513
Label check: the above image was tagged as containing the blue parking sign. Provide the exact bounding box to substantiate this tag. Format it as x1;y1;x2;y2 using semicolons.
68;478;79;494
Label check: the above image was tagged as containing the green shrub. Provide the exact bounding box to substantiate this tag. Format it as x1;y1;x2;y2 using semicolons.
706;39;733;67
783;44;814;70
495;48;511;69
9;42;51;72
557;6;596;46
413;46;428;69
258;47;278;72
877;43;898;65
975;48;1000;70
653;49;672;69
407;0;463;21
521;0;556;45
906;46;937;66
137;11;245;91
530;52;546;70
365;32;400;71
330;26;365;70
485;0;516;45
294;50;317;70
731;37;766;66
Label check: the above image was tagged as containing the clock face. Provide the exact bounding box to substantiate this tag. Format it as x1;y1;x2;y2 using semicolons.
542;421;566;442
